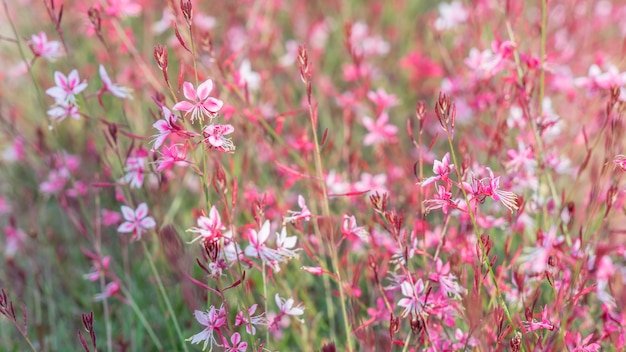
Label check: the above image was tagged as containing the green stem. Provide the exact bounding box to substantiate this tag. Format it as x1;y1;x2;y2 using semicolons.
120;284;164;350
141;242;189;352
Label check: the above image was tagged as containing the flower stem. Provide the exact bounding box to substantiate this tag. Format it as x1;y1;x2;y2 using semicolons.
141;241;190;352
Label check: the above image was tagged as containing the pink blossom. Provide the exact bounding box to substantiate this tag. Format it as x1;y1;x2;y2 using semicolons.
522;306;555;332
420;153;454;187
151;106;181;151
354;172;388;194
342;215;369;242
187;305;227;350
465;48;504;80
614;155;626;171
367;88;398;113
202;124;235;152
121;153;146;189
187;206;226;244
571;333;601;352
83;256;111;282
104;0;141;18
101;209;122;227
3;226;26;259
429;259;467;300
173;79;224;123
434;1;468;31
520;226;563;274
47;102;80;122
423;184;454;215
235;59;261;91
397;278;425;317
362;112;398;146
29;32;63;61
94;281;120;301
235;304;266;335
155;144;188;172
282;195;312;224
2;137;24;162
275;294;305;318
45;70;88;104
244;220;279;262
117;203;156;241
275;226;300;260
301;266;324;275
98;65;132;100
224;333;247;352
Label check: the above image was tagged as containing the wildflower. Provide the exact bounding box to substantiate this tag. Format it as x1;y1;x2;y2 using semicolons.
434;1;468;31
522;306;555;332
121;152;147;189
571;333;601;352
275;226;300;260
341;215;369;242
397;278;426;317
244;220;281;265
429;259;467;300
29;32;63;61
362;112;398;146
2;137;24;162
83;256;110;282
187;305;227;351
101;209;122;226
275;294;305;319
117;203;156;241
98;65;132;99
367;88;398;113
482;168;519;212
202;124;235;152
235;304;266;335
187;206;226;244
423;184;454;215
151;106;181;151
45;70;88;104
282;195;312;224
224;333;247;352
420;153;454;187
235;59;261;91
47;101;80;122
301;266;324;275
173;79;224;122
3;226;26;259
155;144;188;172
94;281;120;301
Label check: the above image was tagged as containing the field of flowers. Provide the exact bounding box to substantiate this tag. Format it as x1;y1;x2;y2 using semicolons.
1;0;626;351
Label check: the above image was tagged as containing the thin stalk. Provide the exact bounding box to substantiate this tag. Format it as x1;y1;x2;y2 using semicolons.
305;97;352;350
262;262;270;345
119;284;164;350
141;242;190;352
445;134;515;329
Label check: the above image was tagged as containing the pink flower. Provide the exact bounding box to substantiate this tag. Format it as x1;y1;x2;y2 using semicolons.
397;278;425;317
342;215;369;242
121;152;147;188
187;206;226;244
423;184;454;215
104;0;141;18
420;153;454;187
3;226;26;258
282;195;312;224
173;79;224;122
45;70;88;104
94;281;120;301
235;304;266;335
522;306;555;332
520;226;563;274
83;256;111;282
102;209;122;226
571;333;601;352
244;220;281;265
482;168;519;212
275;294;304;317
301;266;324;275
155;144;188;172
367;88;398;113
362;112;398;146
151;106;181;151
202;124;235;152
429;259;467;300
47;101;80;122
434;1;468;31
235;59;261;91
224;333;247;352
29;32;63;61
98;65;132;100
117;203;156;241
187;305;227;350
